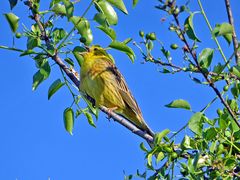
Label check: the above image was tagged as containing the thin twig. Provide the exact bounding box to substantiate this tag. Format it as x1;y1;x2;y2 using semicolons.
169;123;188;140
224;0;240;64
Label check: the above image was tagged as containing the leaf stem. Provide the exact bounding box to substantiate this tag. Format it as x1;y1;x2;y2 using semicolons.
169;123;188;140
0;45;24;52
60;68;75;98
200;96;218;113
197;0;230;69
220;132;240;152
60;68;83;111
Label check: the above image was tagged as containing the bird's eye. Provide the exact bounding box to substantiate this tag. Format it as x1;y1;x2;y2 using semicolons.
94;48;97;51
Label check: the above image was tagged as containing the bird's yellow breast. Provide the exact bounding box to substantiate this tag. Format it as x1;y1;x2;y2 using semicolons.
80;55;125;110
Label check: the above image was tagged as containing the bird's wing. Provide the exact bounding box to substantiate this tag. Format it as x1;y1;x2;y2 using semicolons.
101;57;143;117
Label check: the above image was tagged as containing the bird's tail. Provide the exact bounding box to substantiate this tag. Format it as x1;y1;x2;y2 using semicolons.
140;120;155;149
145;123;155;137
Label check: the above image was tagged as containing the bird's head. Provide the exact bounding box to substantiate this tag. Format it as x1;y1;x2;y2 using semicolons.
79;45;108;57
78;45;114;64
88;45;109;57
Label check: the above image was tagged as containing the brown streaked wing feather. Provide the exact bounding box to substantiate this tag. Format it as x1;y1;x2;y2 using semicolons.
102;58;143;118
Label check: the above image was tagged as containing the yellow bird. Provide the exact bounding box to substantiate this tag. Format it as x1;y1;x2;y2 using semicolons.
79;45;154;136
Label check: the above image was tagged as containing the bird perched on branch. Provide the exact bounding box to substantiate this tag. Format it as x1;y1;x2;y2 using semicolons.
79;45;154;137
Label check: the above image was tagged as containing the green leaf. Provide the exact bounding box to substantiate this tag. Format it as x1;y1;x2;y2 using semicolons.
181;135;192;150
123;38;132;44
82;96;99;119
62;0;74;20
133;0;139;7
193;152;199;170
34;55;47;68
109;41;135;62
165;99;191;110
51;3;66;15
230;66;240;78
161;47;170;59
147;153;153;167
81;29;93;46
70;16;93;45
9;0;18;10
70;16;88;34
95;0;118;25
64;58;74;67
154;129;170;145
94;13;108;26
147;41;153;51
216;23;233;36
191;77;202;84
139;142;148;152
106;0;128;14
230;118;239;133
136;170;146;179
27;36;41;49
233;130;240;140
63;107;74;135
72;46;86;67
50;0;61;8
212;23;233;45
19;49;37;57
218;114;229;130
210;141;217;153
84;112;96;128
156;152;164;163
31;23;41;34
188;112;203;135
223;34;232;45
48;79;65;100
231;83;239;99
184;12;201;42
198;48;214;68
224;158;236;170
212;23;233;36
124;174;133;180
32;70;45;91
162;68;171;74
213;63;225;74
203;127;217;141
32;60;51;91
97;25;116;40
4;13;19;33
52;28;67;44
39;60;51;79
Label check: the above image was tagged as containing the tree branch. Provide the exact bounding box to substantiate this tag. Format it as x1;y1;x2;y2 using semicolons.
172;13;240;128
224;0;240;64
25;0;154;144
145;53;240;81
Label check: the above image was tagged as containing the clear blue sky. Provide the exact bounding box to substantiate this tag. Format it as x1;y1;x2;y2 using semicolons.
0;0;239;179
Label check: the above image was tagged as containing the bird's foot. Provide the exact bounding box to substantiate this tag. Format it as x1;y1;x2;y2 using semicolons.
106;107;118;120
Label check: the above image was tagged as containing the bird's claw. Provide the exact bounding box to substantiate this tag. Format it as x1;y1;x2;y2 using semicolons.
106;107;118;120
